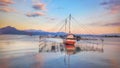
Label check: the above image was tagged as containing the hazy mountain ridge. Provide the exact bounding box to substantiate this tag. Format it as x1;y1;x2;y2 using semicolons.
0;26;27;35
0;26;66;36
0;26;120;37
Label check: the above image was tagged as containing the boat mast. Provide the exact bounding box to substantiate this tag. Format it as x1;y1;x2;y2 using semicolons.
65;19;67;33
69;14;71;33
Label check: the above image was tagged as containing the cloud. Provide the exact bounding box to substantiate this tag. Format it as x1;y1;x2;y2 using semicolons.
90;22;120;26
0;7;15;12
0;2;8;6
26;12;45;17
26;0;47;17
0;0;15;12
101;0;120;6
101;0;120;14
33;3;46;10
0;0;14;5
110;5;120;14
101;2;108;5
103;22;120;26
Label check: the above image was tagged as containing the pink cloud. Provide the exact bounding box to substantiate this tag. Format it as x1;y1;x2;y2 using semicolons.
0;2;8;6
33;3;46;11
27;1;47;17
26;12;45;17
101;0;120;14
110;5;120;14
0;0;14;4
0;7;15;12
0;0;15;12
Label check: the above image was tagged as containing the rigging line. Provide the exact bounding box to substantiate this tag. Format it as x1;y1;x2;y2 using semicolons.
70;20;81;33
58;19;68;31
71;16;95;34
71;19;93;34
65;15;74;33
48;19;66;32
70;17;92;34
57;24;64;32
68;15;87;31
73;17;96;34
65;14;91;34
71;16;94;34
56;18;69;33
58;20;66;32
48;14;72;33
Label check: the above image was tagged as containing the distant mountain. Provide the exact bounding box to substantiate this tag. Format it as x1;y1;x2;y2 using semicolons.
0;26;119;37
0;26;27;35
100;33;120;36
99;33;120;37
0;26;66;36
76;33;120;37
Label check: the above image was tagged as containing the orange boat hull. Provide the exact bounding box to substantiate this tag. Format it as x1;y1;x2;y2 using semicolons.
64;40;76;45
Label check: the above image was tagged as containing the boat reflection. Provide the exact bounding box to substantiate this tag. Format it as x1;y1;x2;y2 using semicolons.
65;44;76;55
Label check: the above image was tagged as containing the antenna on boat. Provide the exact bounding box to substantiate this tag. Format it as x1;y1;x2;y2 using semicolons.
69;14;71;33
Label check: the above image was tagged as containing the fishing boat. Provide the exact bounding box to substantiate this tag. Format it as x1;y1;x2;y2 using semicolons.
63;14;76;45
64;33;76;45
63;14;77;55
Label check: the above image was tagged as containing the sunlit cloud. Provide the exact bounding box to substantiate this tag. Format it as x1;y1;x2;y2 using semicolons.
110;5;120;14
0;2;8;6
26;11;45;17
101;0;120;14
26;0;47;17
0;0;14;4
0;6;15;12
0;0;15;12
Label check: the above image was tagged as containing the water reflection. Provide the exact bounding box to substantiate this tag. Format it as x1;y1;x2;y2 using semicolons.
38;40;104;55
1;35;110;68
65;45;76;55
38;39;104;68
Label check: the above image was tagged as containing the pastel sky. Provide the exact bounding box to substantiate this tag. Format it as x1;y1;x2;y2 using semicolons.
0;0;120;34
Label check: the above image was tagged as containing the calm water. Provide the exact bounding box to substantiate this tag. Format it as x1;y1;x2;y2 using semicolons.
0;35;120;68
